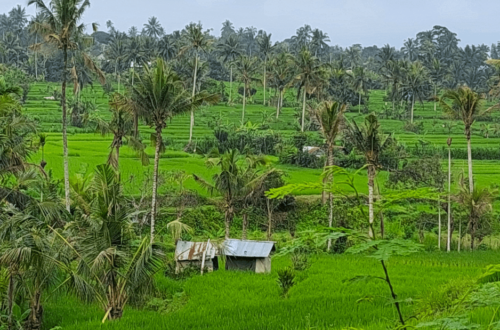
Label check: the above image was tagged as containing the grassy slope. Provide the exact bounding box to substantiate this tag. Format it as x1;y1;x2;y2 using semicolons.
25;82;500;197
43;252;497;330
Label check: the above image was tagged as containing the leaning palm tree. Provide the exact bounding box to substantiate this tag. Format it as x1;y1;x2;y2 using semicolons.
351;66;370;113
294;48;325;132
314;101;347;250
132;58;218;241
180;22;213;144
28;0;97;212
439;86;497;193
457;185;495;250
345;113;391;238
94;93;149;171
268;52;294;119
233;55;259;123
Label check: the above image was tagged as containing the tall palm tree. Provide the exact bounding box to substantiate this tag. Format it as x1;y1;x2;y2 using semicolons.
216;35;242;103
194;149;245;239
257;32;272;106
28;0;94;212
439;86;497;193
314;101;347;250
351;66;370;113
233;55;259;123
94;93;149;171
131;59;217;241
345;113;391;238
400;61;430;123
142;16;164;39
268;52;294;118
446;137;452;252
294;48;325;132
310;29;330;57
180;22;213;144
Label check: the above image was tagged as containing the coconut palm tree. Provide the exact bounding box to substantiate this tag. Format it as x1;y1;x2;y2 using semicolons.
345;113;391;238
216;35;242;103
257;32;273;106
142;16;164;39
131;58;217;241
268;52;294;119
457;185;495;250
94;93;149;171
60;164;164;321
180;22;213;144
28;0;95;212
194;149;245;239
233;55;259;123
314;101;347;250
351;66;370;113
439;86;497;193
294;48;325;132
400;61;430;123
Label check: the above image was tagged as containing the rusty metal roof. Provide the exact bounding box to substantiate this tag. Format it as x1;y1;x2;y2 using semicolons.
223;239;275;258
175;241;217;261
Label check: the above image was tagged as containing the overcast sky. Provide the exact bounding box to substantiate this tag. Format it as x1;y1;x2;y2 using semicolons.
3;0;500;48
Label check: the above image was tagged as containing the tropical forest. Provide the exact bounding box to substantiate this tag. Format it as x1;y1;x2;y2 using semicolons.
1;0;500;329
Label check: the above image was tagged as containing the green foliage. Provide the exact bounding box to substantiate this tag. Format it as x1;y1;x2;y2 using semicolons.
346;238;423;261
277;267;295;297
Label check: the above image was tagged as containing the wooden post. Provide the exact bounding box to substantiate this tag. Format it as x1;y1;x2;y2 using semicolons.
200;239;210;275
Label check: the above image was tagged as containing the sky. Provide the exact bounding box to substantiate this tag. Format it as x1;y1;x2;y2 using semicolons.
3;0;500;48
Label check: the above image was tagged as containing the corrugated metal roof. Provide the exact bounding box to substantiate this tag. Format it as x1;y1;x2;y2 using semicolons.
175;241;216;261
223;239;275;258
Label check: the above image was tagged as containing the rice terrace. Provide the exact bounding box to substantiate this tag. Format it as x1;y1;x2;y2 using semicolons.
2;0;500;329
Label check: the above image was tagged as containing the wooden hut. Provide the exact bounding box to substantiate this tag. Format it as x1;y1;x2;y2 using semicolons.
223;239;275;273
175;240;218;274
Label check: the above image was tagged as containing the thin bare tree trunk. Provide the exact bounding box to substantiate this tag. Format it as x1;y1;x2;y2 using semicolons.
438;197;441;250
276;89;280;119
242;212;248;240
229;66;232;103
327;146;334;251
410;94;415;123
242;84;246;123
466;129;473;193
263;59;266;106
189;54;198;144
368;165;375;238
150;127;162;242
358;93;361;114
224;204;232;239
447;145;452;252
266;199;272;240
301;86;306;132
62;47;70;212
434;85;437;112
7;271;14;330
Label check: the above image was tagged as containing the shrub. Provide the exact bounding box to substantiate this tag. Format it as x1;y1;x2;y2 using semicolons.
291;252;310;271
277;267;295;297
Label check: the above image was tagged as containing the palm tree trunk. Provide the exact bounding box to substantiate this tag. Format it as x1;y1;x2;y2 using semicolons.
470;217;475;250
242;84;246;124
466;128;473;193
368;165;375;238
25;290;43;330
447;145;452;252
327;145;334;251
276;89;280;119
229;66;232;103
263;59;266;106
301;86;306;132
7;270;14;330
434;85;437;112
410;94;415;123
150;127;162;242
242;212;248;240
189;54;199;144
62;46;70;212
358;93;361;114
438;197;441;250
115;145;120;172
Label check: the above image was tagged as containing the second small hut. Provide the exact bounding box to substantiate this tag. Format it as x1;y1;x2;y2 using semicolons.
223;239;275;273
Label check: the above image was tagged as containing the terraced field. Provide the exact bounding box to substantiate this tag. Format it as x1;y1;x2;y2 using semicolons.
24;82;500;197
